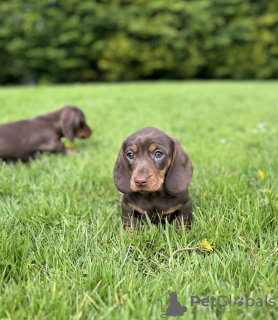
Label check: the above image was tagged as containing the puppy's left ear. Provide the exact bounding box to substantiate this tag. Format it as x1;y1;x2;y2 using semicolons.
165;138;193;196
60;108;78;141
113;140;131;194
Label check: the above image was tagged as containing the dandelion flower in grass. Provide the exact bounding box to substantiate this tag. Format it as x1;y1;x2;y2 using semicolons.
64;142;73;148
199;239;213;252
263;188;270;194
258;170;265;180
168;238;213;270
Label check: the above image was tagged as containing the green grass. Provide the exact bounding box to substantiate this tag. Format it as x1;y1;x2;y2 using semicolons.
0;81;277;320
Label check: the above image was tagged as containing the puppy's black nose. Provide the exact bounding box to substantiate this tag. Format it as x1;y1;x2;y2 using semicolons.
134;175;148;186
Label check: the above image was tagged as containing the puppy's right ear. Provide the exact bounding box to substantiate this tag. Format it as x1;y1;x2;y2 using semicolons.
113;141;131;194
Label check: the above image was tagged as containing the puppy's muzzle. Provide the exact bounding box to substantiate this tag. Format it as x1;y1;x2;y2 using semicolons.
76;127;92;139
134;175;148;187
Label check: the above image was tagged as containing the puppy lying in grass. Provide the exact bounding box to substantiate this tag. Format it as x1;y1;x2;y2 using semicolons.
0;105;92;162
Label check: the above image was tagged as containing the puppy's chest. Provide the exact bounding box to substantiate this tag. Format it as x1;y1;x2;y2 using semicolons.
124;193;184;218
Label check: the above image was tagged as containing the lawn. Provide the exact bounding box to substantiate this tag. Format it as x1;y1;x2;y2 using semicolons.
0;81;277;320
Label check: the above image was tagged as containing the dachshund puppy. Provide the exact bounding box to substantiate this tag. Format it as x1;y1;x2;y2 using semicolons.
0;105;92;161
114;127;193;232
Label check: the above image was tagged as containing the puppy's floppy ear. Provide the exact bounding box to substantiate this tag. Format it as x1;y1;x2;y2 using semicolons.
60;109;78;141
165;138;193;196
113;140;131;194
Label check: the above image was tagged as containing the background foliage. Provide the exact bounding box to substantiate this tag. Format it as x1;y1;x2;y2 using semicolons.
1;0;278;84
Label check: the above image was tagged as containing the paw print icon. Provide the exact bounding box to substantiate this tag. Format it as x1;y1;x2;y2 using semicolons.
234;296;244;307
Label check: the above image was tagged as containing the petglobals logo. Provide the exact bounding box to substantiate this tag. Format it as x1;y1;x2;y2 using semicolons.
157;291;187;318
157;291;276;318
191;295;276;308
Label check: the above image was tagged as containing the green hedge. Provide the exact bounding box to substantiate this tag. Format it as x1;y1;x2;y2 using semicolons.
1;0;278;84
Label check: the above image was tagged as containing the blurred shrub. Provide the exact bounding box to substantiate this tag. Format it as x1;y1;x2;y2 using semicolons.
0;0;278;84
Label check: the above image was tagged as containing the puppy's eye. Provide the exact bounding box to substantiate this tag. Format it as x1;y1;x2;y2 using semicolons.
126;151;134;159
154;150;164;158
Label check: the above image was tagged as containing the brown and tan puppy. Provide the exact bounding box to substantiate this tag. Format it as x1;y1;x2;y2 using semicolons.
0;105;92;161
114;127;193;232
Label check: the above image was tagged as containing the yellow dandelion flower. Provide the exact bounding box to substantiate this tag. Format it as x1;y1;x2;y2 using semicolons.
263;189;270;193
168;239;214;270
64;142;73;148
199;239;213;252
258;170;265;180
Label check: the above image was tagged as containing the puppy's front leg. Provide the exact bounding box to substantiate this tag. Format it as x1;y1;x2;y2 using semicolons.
174;200;192;234
54;141;76;155
121;201;141;232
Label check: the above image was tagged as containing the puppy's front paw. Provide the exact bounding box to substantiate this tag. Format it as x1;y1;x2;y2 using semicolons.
174;219;191;234
66;148;76;155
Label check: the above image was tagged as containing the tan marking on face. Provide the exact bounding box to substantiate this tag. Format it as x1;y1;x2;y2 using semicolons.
130;159;172;192
149;144;157;152
131;145;138;153
162;203;183;215
127;202;145;214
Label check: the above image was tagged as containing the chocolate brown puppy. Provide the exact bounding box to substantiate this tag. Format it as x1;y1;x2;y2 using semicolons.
0;105;92;162
114;127;193;232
